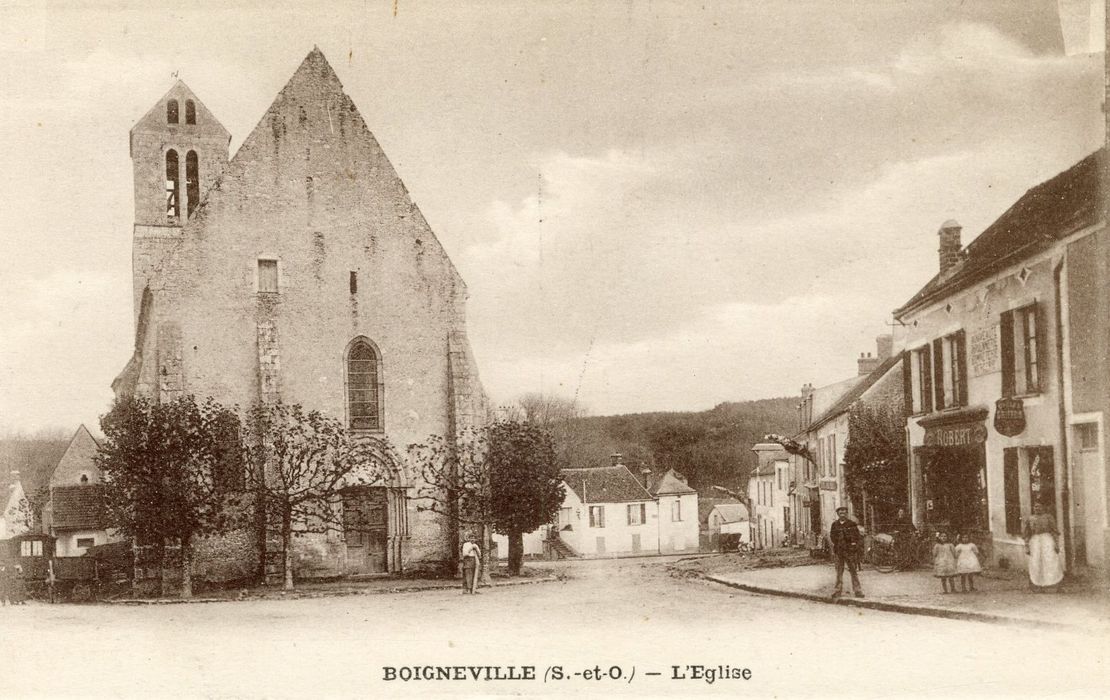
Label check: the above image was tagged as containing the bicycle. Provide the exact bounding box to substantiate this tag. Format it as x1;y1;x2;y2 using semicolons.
867;530;929;573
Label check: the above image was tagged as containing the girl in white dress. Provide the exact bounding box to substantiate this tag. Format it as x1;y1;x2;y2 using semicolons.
954;533;982;592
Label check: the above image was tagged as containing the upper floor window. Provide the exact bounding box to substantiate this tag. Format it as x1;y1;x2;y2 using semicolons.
257;259;279;293
165;149;180;219
627;503;645;526
347;338;382;431
589;505;605;528
1002;304;1042;396
167;99;179;124
671;500;683;522
909;344;933;414
185;99;196;125
933;330;968;411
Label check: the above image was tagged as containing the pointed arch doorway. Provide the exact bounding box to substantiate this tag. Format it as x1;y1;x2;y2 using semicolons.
341;437;410;574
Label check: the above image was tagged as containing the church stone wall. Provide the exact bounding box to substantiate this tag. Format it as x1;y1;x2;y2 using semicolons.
127;51;487;569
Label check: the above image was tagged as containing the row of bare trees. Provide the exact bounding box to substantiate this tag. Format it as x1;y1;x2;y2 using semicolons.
95;393;570;597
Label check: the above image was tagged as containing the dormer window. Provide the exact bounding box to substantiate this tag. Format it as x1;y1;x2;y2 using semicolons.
185;99;196;125
167;99;179;124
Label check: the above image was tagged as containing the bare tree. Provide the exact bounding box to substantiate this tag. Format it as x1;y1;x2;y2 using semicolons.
243;402;390;591
512;392;583;468
409;428;495;583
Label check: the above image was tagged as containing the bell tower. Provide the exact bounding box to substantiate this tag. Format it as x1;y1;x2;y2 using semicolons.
129;81;230;315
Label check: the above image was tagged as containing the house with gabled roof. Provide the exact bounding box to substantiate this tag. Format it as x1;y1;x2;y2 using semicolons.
522;454;702;559
558;460;659;557
41;425;117;557
706;502;750;551
1;438;69;539
649;468;699;553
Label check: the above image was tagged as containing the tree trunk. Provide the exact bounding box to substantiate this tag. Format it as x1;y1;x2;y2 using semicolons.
256;491;268;586
159;541;169;597
282;509;294;591
508;531;524;576
180;534;193;599
480;522;493;586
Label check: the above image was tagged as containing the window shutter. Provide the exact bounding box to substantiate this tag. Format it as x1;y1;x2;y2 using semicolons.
1003;448;1021;535
901;350;913;415
932;338;945;410
1000;310;1015;397
955;329;968;407
921;343;933;413
1034;301;1048;393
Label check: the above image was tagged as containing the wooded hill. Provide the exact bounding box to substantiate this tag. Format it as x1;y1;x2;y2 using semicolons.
557;397;800;497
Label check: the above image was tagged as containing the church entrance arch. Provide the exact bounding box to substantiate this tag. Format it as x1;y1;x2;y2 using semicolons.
341;437;410;574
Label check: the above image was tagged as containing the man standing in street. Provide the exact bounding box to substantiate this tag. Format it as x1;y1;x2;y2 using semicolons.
460;537;481;595
830;506;864;598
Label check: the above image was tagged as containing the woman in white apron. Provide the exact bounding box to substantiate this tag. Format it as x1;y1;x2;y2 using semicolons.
1023;502;1064;591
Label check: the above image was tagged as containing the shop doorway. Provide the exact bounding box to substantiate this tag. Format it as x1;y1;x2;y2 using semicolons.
921;445;988;536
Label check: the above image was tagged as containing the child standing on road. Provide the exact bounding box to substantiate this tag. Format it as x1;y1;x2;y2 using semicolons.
954;533;982;593
932;531;957;593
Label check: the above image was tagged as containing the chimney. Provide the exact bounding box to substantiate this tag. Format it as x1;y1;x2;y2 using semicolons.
639;467;652;489
857;351;880;376
875;334;893;361
938;220;962;275
610;453;623;467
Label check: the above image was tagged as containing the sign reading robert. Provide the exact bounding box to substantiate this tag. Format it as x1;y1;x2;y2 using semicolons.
994;397;1026;437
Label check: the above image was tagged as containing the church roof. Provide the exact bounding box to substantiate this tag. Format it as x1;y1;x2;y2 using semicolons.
189;47;464;288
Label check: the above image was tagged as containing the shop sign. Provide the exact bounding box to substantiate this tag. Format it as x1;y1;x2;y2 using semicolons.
923;422;988;448
819;479;837;491
993;397;1026;437
969;325;1000;377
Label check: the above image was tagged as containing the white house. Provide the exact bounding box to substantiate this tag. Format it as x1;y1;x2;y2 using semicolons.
749;444;790;548
557;464;659;557
707;503;750;550
650;469;700;554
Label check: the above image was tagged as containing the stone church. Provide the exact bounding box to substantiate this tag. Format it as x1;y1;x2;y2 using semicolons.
112;48;489;576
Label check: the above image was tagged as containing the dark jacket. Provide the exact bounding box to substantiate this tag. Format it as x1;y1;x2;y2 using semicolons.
829;518;863;558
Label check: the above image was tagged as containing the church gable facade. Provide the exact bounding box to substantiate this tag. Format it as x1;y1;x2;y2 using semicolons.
113;49;488;574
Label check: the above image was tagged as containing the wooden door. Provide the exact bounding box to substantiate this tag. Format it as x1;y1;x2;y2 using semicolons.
631;534;641;553
344;488;388;574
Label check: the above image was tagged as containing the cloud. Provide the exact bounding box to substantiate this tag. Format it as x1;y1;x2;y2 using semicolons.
0;269;131;433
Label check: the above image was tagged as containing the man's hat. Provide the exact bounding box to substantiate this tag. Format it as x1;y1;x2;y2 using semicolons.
836;506;848;514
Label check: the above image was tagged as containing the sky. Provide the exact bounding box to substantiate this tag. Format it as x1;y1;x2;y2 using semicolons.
0;0;1104;432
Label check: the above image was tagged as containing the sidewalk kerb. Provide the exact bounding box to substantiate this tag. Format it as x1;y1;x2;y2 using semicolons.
704;574;1084;631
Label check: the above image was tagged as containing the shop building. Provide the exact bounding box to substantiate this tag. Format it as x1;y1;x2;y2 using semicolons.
893;151;1107;576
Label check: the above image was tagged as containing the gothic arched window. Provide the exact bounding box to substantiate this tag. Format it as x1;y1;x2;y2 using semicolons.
185;99;196;125
347;338;383;431
165;149;180;219
167;99;179;124
186;150;199;217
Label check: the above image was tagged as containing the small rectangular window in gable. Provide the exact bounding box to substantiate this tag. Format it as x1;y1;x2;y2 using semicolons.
349;271;358;295
258;259;279;293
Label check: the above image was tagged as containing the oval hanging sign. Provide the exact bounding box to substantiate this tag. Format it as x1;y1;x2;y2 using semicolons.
994;397;1026;437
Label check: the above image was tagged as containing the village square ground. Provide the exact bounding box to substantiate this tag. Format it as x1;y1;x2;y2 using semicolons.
1;556;1108;699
